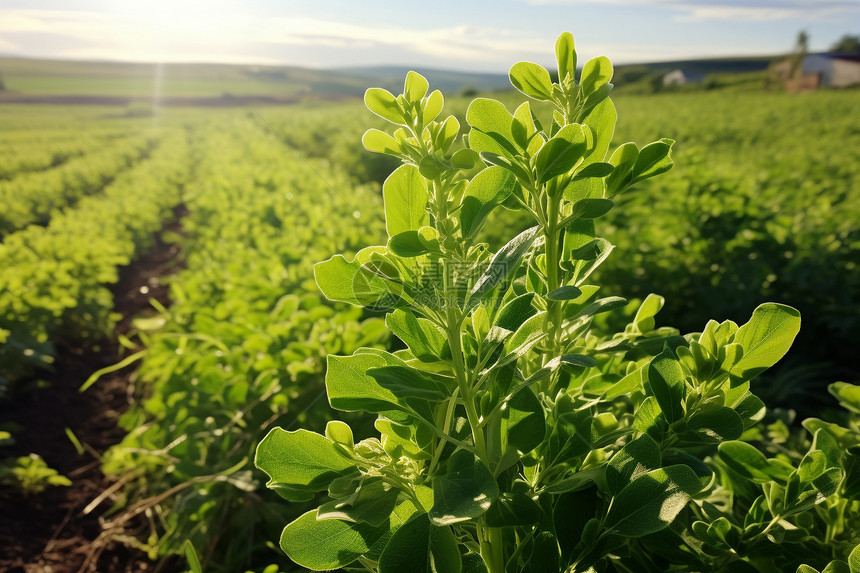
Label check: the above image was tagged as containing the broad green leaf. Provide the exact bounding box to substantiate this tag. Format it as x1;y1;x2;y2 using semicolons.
544;466;604;494
383;164;429;237
513;102;537;150
435;115;461;150
581;82;613;119
451;148;480;169
812;428;844;469
581;98;617;164
418;225;440;252
563;215;596;254
569;296;627;320
363;129;401;155
534;124;588;184
830;382;860;415
605;142;639;196
605;465;701;537
572;162;614;180
423;89;444;123
555;31;576;83
733;393;766;429
325;420;354;449
485;492;543;527
509;61;554;101
379;514;461;573
633;396;667;443
462;553;489;573
567;238;614;285
430;449;499;525
605;366;645;400
824;562;851;573
495;292;537;331
731;303;801;379
681;405;744;444
280;510;387;570
467;98;518;157
366;88;403;124
632;293;664;333
849;542;860;573
418;155;445;180
469;226;540;304
480;151;532;183
388;230;430;258
404;71;429;103
255;428;356;498
317;477;401;527
580;56;613;97
386;310;449;362
566;241;601;263
500;311;546;365
546;410;593;464
812;466;842;498
606;434;662;494
646;348;686;423
662;449;715;488
802;418;855;449
460;166;519;238
631;138;675;183
569;198;613;219
797;450;827;483
501;387;545;455
376;419;432;460
315;248;399;307
797;566;821;573
367;365;449;402
547;286;583;301
560;354;597;368
718;441;777;483
326;352;407;416
365;500;420;561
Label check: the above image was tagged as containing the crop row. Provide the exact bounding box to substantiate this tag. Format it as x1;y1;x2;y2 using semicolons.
0;128;191;391
0;131;131;180
0;133;160;237
97;116;387;572
597;90;860;401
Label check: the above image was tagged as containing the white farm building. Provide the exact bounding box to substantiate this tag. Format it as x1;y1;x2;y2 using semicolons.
801;53;860;88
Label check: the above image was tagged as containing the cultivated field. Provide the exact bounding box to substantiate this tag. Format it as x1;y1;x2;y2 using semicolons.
1;61;858;572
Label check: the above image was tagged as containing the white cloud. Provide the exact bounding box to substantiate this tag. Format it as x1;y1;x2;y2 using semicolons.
0;7;556;68
520;0;859;21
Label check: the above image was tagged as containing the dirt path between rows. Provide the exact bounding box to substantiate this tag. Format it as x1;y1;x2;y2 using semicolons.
0;205;188;573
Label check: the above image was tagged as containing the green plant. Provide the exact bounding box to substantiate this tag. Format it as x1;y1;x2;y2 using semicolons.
0;453;71;496
256;33;859;572
96;119;388;572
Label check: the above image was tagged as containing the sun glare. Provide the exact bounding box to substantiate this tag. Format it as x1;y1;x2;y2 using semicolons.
100;0;243;62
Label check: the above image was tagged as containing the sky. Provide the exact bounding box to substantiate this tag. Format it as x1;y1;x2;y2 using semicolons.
0;0;858;72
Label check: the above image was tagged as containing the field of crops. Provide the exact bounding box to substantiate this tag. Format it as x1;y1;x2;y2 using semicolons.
1;56;859;573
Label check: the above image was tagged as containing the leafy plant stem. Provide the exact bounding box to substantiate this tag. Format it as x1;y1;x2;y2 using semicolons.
749;514;783;545
440;244;489;465
484;522;506;573
447;311;489;465
505;526;536;571
543;198;563;391
428;386;461;476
